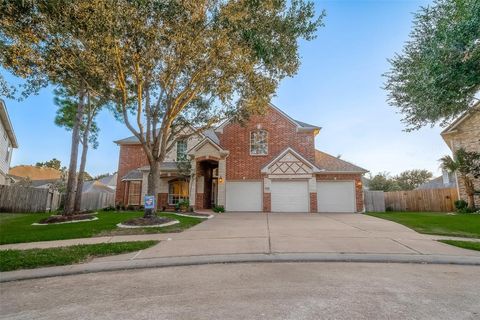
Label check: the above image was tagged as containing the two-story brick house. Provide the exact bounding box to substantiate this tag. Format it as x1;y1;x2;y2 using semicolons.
0;100;18;185
115;104;368;213
441;102;480;207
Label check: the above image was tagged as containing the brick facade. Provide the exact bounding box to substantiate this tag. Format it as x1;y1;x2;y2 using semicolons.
115;105;366;212
263;193;271;212
309;192;317;213
316;174;364;212
115;144;149;205
218;107;315;180
157;193;168;210
442;109;480;207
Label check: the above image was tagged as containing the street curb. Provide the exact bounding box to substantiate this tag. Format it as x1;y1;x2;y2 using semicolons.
2;252;480;283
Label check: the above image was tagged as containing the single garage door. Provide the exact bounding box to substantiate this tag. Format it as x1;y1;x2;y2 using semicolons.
226;181;262;212
316;181;355;213
271;180;309;212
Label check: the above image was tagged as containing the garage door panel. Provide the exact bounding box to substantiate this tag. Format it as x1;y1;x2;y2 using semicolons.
271;181;309;212
317;181;355;212
226;182;262;212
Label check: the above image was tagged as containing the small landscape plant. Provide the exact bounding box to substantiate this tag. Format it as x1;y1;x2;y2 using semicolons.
213;205;225;213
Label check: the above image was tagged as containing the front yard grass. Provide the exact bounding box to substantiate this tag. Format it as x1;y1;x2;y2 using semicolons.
0;240;158;272
0;211;203;245
439;240;480;252
367;212;480;238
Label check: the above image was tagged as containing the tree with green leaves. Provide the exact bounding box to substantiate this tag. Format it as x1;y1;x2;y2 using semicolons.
35;158;63;171
1;1;110;215
440;148;480;209
384;0;480;131
368;172;401;192
91;0;323;217
394;169;433;191
1;0;323;219
54;86;103;212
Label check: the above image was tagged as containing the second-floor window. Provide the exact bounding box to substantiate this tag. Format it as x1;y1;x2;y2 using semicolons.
250;130;268;155
176;140;187;161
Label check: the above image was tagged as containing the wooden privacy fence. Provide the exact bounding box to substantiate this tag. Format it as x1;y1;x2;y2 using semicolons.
0;185;61;213
383;188;458;212
364;191;386;212
80;192;115;211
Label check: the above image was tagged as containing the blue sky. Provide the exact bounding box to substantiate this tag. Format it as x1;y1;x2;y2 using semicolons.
2;0;451;177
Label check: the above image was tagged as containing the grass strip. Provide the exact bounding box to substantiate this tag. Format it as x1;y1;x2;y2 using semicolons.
0;240;158;272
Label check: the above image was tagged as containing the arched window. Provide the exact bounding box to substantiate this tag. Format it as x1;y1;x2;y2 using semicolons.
250;130;268;155
168;180;189;205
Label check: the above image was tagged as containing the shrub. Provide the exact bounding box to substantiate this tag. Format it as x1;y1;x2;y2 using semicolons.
213;205;225;213
103;206;116;212
385;206;393;212
176;199;190;212
454;200;476;213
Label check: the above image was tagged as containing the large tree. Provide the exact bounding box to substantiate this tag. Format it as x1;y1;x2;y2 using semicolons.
394;169;433;191
1;1;109;215
440;148;480;209
54;86;103;212
1;0;324;219
91;0;323;216
384;0;480;131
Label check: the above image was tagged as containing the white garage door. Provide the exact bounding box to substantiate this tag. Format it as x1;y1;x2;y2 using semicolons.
317;181;355;213
271;181;309;212
226;181;262;212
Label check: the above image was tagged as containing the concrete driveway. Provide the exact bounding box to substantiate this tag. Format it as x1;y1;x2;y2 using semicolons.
99;212;480;261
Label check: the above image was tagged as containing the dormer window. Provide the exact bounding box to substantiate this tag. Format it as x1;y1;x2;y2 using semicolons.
176;140;188;161
250;130;268;155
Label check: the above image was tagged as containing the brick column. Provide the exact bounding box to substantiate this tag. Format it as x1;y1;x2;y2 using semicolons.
263;193;271;212
309;192;317;213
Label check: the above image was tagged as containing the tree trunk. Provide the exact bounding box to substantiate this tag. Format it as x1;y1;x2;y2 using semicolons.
63;88;85;215
464;176;476;209
145;160;160;218
74;134;89;213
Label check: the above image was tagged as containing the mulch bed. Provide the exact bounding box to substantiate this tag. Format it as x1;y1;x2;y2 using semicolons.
122;216;175;226
39;214;95;224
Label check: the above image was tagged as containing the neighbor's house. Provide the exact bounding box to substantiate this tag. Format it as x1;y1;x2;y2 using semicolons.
114;104;368;213
0;100;18;185
416;170;457;190
9;165;62;188
441;102;480;207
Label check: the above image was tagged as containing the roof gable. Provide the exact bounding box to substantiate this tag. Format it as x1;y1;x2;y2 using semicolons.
261;147;321;174
215;103;321;134
441;101;480;135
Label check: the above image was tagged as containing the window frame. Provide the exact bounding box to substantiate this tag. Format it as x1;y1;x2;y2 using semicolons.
250;130;268;156
176;140;188;161
168;180;189;205
127;181;142;206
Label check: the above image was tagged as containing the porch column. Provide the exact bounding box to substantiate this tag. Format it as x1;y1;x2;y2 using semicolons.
217;159;226;206
189;160;196;206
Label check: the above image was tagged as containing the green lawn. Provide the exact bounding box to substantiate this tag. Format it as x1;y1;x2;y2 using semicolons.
0;211;203;245
439;240;480;252
367;212;480;238
0;240;158;271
